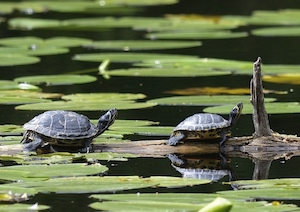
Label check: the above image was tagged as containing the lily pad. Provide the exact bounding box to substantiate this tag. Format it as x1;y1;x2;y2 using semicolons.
0;54;40;66
8;18;62;30
0;203;50;211
204;102;300;114
148;95;276;106
0;163;108;178
0;36;92;48
84;40;201;50
12;176;209;194
73;53;198;63
0;80;38;90
16;93;157;111
90;192;298;212
14;74;97;86
252;26;300;36
101;67;231;77
146;30;248;40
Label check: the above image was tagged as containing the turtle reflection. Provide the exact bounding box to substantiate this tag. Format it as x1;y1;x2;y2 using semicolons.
168;153;237;182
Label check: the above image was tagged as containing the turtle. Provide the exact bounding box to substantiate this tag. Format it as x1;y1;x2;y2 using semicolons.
168;102;243;146
21;108;118;153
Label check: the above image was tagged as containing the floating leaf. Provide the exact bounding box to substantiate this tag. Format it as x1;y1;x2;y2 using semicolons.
84;40;201;50
14;74;97;86
0;203;50;211
101;67;231;77
0;185;37;197
252;26;300;36
0;90;61;105
0;163;108;179
148;95;276;106
16;93;156;110
204;102;300;114
8;18;61;30
0;36;92;48
0;124;23;133
62;93;147;101
11;176;208;194
0;54;40;66
263;73;300;85
73;53;198;63
247;9;300;25
146;30;248;40
90;192;297;212
0;80;38;90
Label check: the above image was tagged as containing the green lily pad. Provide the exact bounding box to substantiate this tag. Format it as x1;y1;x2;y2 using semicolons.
14;74;97;86
0;124;23;133
84;40;201;50
247;9;300;25
0;185;37;197
0;203;50;211
90;192;298;212
146;30;248;40
15;93;157;111
8;18;62;30
0;96;51;105
73;53;198;63
101;67;231;77
62;93;147;101
134;57;253;73
0;36;92;48
0;163;108;178
16;100;156;111
148;95;276;106
204;102;300;114
0;54;40;66
252;26;300;36
13;175;209;194
0;90;61;105
0;80;38;90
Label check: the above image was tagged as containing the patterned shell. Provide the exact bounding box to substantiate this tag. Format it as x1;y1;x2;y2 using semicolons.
173;113;229;131
23;110;98;139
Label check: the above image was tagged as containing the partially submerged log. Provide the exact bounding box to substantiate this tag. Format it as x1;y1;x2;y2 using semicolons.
1;57;300;164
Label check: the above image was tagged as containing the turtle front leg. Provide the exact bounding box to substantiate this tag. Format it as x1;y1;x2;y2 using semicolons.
219;131;228;147
23;136;45;152
78;139;93;153
167;132;186;146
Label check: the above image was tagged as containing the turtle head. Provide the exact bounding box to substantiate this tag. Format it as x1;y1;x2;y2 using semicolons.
96;108;118;136
228;102;243;127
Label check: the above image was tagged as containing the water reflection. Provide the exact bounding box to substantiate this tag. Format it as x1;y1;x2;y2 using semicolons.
168;153;237;182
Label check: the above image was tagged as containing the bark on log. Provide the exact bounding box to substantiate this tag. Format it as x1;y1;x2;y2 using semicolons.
250;57;272;137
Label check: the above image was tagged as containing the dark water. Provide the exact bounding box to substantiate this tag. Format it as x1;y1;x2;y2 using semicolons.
1;0;300;211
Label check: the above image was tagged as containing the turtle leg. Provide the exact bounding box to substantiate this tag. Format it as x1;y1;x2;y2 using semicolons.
23;136;45;152
78;139;93;153
219;131;228;147
167;132;186;146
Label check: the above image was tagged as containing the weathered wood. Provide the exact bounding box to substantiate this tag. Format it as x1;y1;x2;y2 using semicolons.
250;57;272;137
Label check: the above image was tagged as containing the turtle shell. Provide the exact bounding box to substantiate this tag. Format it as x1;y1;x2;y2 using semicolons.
23;110;99;140
173;113;230;139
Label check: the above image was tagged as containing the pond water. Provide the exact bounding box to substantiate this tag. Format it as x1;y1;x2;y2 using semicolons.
1;0;300;211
